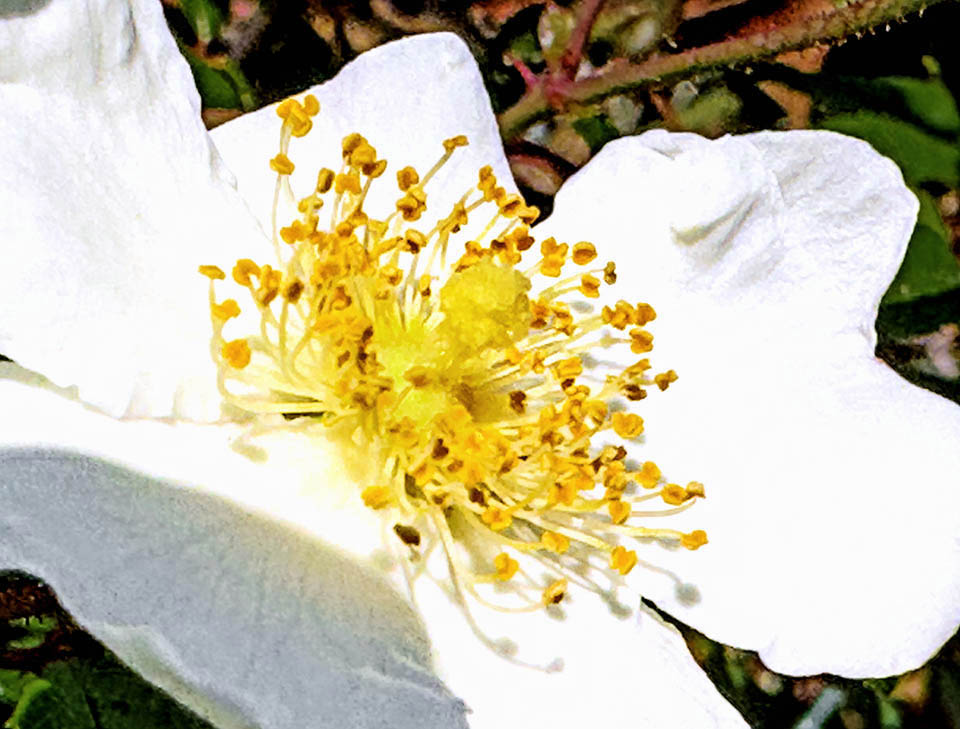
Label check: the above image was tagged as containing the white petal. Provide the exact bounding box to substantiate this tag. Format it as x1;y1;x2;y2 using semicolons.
0;369;468;729
0;0;272;419
0;362;386;560
210;33;515;240
536;130;960;677
0;365;747;727
413;572;749;728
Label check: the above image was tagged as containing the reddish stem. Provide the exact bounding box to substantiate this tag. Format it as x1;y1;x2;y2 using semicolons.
559;0;605;78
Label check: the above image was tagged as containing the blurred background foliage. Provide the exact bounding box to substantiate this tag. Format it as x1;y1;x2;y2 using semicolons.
3;0;959;727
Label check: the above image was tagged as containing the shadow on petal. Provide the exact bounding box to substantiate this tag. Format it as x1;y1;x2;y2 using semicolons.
0;449;468;729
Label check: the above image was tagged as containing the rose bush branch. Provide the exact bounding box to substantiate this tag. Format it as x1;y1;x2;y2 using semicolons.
499;0;949;141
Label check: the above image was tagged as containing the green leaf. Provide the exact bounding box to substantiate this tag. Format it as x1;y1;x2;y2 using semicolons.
4;675;94;729
181;48;241;110
671;86;742;137
883;190;960;305
179;0;224;44
571;114;620;152
872;76;960;135
3;656;215;729
6;616;58;650
0;670;37;707
818;112;960;187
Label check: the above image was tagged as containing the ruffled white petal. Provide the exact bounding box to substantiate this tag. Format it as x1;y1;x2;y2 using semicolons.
537;130;960;677
0;0;272;420
0;449;468;729
210;33;515;244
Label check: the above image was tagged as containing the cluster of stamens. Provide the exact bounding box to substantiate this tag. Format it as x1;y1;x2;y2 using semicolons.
200;93;706;645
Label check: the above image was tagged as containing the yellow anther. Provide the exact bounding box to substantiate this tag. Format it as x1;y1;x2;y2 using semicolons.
499;194;523;218
541;255;564;278
341;132;366;159
335;170;361;195
275;98;297;120
602;300;635;330
349;142;377;168
388;417;420;450
232;259;260;286
410;460;435;486
661;484;691;506
269;153;295;175
442;134;469;152
283;280;304;303
629;328;654;354
543;579;568;605
686;481;705;498
541;531;570;554
366;159;388;178
609;546;638;575
279;221;306;245
481;507;513;531
287;105;313;138
396;190;427;221
548;481;578;507
221;339;251;369
493;552;519;582
211;299;241;321
633;303;657;325
681;530;708;550
379;264;403;287
608;499;631;525
624;358;652;377
516;204;539;224
418;274;432;297
316;168;335;193
303;94;320;116
251;264;280;303
571;242;597;265
403;229;427;254
654;370;678;391
397;166;420;191
540;237;567;258
637;461;662;488
361;485;393;510
508;390;527;414
579;274;601;298
198;264;225;280
552;357;582;380
612;412;644;439
403;366;434;388
603;261;617;285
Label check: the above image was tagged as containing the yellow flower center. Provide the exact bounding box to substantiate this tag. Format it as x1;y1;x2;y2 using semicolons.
200;93;706;646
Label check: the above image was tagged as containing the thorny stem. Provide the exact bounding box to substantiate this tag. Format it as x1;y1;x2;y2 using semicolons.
498;0;947;141
559;0;607;77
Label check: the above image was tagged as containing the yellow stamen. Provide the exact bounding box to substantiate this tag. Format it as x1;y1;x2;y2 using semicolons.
270;153;295;175
200;100;707;640
221;339;251;369
494;552;519;581
609;546;638;575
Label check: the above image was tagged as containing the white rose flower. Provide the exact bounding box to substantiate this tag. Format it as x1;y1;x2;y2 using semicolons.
2;2;958;729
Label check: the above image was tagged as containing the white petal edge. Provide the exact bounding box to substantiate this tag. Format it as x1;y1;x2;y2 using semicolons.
210;32;516;247
0;0;272;420
534;129;960;677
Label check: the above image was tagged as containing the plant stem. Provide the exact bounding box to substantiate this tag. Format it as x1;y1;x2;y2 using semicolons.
498;0;947;141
